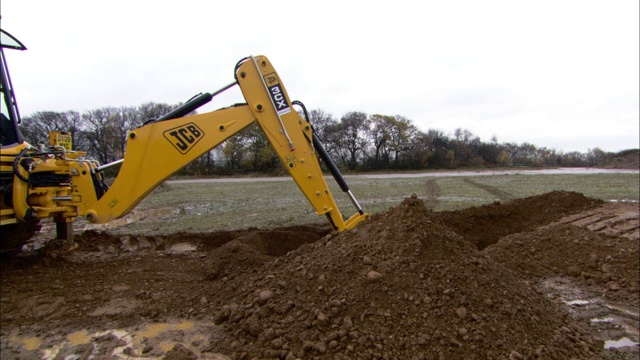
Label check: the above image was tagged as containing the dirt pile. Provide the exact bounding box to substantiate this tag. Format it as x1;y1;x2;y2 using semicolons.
601;149;640;169
209;195;601;359
485;222;640;306
434;191;603;250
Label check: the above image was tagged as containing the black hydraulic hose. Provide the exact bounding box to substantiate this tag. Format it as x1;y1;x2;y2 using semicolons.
12;148;38;219
156;81;239;123
153;56;251;123
312;134;350;193
145;56;250;124
157;92;214;121
234;56;251;82
13;147;29;182
292;100;310;122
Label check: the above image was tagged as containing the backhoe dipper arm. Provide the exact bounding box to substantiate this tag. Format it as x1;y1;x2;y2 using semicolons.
77;55;368;231
233;56;368;230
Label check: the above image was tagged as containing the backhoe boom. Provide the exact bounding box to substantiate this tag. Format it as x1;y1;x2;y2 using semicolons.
6;55;369;247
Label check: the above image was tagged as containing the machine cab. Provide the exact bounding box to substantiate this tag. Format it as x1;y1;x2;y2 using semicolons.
0;28;27;147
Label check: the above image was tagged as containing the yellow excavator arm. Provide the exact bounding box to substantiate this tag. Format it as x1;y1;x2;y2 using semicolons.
9;56;369;241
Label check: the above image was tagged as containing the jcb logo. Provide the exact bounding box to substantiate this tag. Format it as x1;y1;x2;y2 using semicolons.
163;123;204;154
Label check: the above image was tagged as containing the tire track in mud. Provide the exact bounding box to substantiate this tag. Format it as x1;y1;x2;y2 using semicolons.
423;178;441;210
462;177;514;202
551;202;640;241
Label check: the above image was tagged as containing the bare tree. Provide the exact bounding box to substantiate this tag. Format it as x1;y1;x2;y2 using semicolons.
385;115;417;168
586;147;609;167
137;102;176;123
367;114;392;168
305;109;337;144
242;123;279;172
336;112;370;170
216;134;247;172
82;107;124;163
413;129;453;168
450;128;483;167
19;111;83;148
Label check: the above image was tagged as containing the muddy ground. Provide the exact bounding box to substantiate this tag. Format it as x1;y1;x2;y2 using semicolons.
1;191;638;359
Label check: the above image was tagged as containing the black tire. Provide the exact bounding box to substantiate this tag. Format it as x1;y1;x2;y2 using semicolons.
0;221;41;255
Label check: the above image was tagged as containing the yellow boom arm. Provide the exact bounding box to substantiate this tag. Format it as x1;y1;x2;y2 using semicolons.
11;56;368;232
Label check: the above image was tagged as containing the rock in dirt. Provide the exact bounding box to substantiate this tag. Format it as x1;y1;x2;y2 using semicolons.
163;343;197;360
258;290;274;305
366;270;383;281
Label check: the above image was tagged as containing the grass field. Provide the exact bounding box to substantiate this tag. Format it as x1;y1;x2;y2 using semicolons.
109;172;639;235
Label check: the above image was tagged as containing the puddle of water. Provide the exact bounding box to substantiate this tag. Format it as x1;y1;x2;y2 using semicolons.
605;337;640;349
168;243;197;253
439;196;486;203
111;330;136;358
591;317;614;323
9;320;207;360
167;168;636;182
9;335;42;351
67;330;90;345
138;323;170;338
565;299;591;306
173;320;195;331
42;345;61;360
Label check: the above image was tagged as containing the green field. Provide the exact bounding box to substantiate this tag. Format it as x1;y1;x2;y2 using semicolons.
110;172;638;235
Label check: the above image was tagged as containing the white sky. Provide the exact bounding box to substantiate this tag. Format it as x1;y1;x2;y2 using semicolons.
2;0;638;153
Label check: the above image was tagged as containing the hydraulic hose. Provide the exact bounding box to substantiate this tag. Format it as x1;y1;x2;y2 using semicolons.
12;147;30;182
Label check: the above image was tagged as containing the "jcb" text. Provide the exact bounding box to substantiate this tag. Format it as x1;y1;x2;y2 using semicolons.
163;123;204;154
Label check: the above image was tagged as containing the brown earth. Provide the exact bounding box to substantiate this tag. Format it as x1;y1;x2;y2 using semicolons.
1;191;638;359
601;149;640;170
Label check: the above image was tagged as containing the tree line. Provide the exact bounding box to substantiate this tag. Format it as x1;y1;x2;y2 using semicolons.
18;102;617;176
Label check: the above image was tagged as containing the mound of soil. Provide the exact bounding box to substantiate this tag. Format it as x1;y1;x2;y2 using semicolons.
601;149;640;169
209;195;600;359
434;191;603;250
485;223;640;306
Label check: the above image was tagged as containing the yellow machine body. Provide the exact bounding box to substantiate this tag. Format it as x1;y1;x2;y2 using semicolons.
3;56;368;250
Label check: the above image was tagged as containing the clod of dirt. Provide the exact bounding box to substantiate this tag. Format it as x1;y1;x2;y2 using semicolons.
163;343;197;360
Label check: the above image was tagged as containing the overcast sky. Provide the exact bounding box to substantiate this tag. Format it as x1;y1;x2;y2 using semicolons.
2;0;638;153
